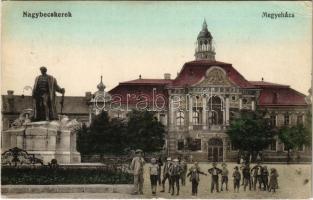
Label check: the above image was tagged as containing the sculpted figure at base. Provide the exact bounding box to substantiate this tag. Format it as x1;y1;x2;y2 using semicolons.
32;66;65;121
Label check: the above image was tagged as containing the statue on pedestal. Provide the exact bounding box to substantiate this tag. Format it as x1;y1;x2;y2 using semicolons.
32;66;65;121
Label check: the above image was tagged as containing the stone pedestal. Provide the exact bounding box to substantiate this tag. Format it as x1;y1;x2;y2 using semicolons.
2;118;81;164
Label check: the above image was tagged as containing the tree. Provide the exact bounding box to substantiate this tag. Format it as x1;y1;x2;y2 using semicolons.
226;110;275;161
77;110;166;155
77;111;128;155
279;111;312;163
126;110;165;152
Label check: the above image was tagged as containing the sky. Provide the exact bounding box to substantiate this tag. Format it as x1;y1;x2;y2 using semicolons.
1;1;312;96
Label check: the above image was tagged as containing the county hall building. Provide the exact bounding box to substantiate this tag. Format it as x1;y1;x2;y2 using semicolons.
2;20;310;162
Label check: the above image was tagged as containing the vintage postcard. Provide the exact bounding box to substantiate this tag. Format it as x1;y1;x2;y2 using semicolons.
1;1;312;199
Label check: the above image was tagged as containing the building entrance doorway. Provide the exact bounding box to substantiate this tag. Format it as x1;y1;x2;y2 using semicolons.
208;138;223;162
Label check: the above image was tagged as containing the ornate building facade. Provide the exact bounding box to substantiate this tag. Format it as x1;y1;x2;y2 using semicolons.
2;20;310;162
108;20;310;162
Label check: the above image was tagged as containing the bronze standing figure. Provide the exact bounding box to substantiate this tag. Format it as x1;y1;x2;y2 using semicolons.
32;66;65;121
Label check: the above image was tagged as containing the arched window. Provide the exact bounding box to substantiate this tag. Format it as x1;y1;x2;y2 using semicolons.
176;110;184;126
208;96;223;125
192;110;200;125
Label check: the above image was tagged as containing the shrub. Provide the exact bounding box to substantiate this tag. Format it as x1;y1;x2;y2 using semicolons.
1;166;133;185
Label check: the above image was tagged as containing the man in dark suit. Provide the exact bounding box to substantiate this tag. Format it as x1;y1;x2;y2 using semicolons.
160;157;172;193
208;162;222;193
251;162;263;190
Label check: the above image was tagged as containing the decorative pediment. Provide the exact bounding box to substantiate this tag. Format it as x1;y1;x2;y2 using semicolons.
193;66;233;87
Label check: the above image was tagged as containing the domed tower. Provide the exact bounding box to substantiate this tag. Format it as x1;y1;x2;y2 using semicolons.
195;19;216;61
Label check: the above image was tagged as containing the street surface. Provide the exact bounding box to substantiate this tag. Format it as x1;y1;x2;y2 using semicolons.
3;163;311;199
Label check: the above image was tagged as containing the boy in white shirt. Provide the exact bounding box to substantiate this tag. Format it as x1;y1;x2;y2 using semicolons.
149;157;159;195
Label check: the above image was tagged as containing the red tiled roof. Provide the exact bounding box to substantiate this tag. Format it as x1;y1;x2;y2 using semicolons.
249;81;289;88
257;87;307;106
109;84;168;107
248;81;307;106
120;79;173;85
170;60;255;88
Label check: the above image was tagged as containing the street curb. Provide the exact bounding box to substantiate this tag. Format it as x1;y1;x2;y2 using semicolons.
1;184;134;194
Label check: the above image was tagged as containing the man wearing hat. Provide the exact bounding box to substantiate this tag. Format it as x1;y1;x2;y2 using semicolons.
208;162;222;193
187;161;207;196
130;149;145;195
160;157;173;193
169;158;183;196
220;163;229;191
242;162;252;191
180;159;188;186
251;162;263;191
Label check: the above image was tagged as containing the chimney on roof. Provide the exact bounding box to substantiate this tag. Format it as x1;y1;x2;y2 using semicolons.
164;73;171;80
7;90;14;99
261;77;264;82
139;74;142;79
85;92;92;101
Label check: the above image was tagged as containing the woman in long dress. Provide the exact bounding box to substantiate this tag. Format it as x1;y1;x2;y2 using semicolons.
268;168;279;192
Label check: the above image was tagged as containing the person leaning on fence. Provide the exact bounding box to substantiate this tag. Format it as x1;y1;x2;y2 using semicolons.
160;157;172;193
233;166;241;193
130;149;145;195
169;158;183;196
261;165;269;191
180;159;188;186
208;162;222;193
187;162;207;196
220;163;229;191
268;168;279;193
149;157;159;196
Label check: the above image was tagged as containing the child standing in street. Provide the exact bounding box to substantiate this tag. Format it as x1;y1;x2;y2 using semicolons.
149;157;159;196
233;166;241;193
221;163;229;191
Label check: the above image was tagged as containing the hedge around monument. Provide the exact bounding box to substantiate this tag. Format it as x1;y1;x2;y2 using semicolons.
1;166;133;185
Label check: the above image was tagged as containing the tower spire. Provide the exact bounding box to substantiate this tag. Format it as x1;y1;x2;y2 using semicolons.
194;19;215;61
97;75;105;91
202;18;207;30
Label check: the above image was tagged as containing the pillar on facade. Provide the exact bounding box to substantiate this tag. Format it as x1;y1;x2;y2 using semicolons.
225;97;230;125
189;95;193;130
88;105;93;124
170;97;174;127
202;95;207;130
251;100;255;111
222;138;227;162
239;98;242;110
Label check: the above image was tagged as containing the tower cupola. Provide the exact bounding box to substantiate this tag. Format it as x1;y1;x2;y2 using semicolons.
195;19;216;61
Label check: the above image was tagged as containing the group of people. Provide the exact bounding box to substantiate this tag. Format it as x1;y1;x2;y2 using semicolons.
130;149;279;196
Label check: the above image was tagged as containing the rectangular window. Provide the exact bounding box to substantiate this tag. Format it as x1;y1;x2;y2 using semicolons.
231;143;238;151
192;110;200;125
297;115;303;125
269;139;277;151
283;143;290;151
298;145;305;152
188;139;201;151
284;114;289;126
270;115;276;127
176;111;184;126
177;140;184;151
